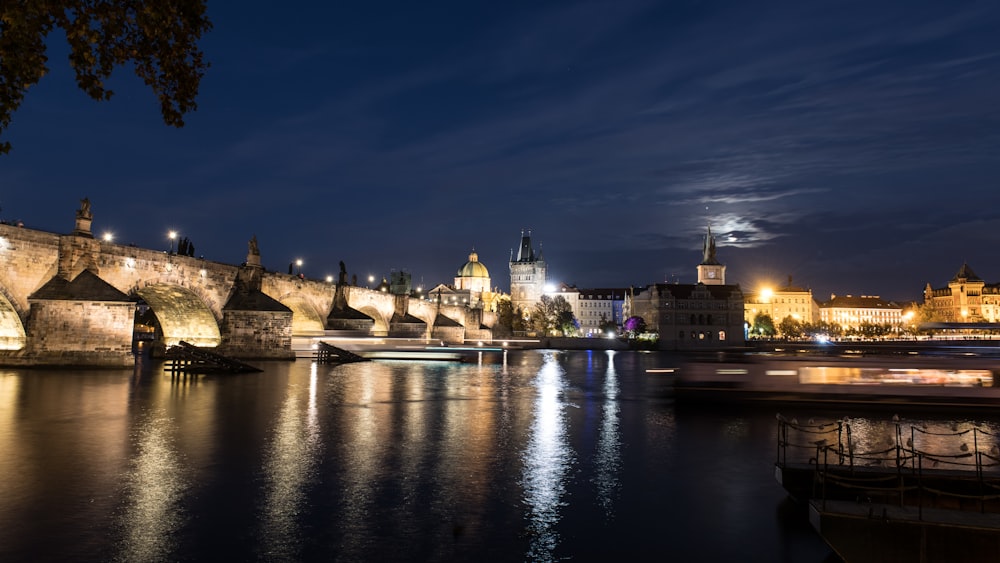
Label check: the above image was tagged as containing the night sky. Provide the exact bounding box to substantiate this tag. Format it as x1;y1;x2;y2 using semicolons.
3;0;1000;302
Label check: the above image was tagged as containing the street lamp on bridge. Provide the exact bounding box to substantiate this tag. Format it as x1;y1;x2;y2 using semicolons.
168;230;177;254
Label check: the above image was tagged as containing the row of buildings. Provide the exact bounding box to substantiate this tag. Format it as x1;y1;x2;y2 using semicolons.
415;229;993;350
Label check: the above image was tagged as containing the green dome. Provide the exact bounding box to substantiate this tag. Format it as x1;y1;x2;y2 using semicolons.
457;251;490;278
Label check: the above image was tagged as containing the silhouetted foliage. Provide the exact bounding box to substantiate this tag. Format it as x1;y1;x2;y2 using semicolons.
530;295;576;336
623;316;646;336
0;1;212;153
777;316;803;339
512;306;527;334
494;298;514;337
751;313;775;338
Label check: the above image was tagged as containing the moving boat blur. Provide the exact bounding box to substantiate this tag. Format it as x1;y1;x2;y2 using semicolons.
674;350;1000;409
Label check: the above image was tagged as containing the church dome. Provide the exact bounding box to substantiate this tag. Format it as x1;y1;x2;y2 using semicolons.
457;251;490;278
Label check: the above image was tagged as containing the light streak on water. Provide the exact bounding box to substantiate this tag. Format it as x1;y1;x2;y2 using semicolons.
259;362;323;561
115;412;186;563
336;360;381;561
522;352;574;562
594;350;621;517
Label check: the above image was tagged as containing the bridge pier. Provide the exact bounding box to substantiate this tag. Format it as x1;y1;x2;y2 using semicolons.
217;264;294;360
13;269;136;368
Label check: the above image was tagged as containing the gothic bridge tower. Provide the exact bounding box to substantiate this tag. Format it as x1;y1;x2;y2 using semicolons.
509;230;546;314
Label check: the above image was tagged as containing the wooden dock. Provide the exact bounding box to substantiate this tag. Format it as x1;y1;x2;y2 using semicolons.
776;416;1000;561
165;341;263;374
315;341;369;364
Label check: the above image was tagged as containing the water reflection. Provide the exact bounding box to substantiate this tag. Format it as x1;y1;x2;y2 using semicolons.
0;373;25;547
336;359;381;561
116;411;187;563
0;353;848;561
259;363;322;561
522;352;574;562
594;350;621;516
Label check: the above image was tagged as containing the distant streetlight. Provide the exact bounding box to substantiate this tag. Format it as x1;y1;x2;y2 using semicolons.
296;259;303;276
168;230;177;254
326;275;334;283
760;287;773;302
368;274;375;288
102;232;113;242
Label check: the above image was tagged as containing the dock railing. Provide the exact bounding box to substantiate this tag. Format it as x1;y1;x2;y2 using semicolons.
777;415;1000;518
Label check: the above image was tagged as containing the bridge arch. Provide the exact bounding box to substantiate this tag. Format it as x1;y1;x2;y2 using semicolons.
352;303;390;336
277;294;326;336
406;300;437;338
136;284;221;347
0;291;26;350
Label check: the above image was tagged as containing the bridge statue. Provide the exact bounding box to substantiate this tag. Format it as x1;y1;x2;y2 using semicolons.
245;234;262;267
77;197;92;219
73;197;94;237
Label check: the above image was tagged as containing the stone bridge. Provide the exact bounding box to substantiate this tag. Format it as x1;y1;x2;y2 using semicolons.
0;207;494;367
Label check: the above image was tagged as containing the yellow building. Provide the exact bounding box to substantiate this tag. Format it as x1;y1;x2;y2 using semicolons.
923;263;1000;322
744;280;819;327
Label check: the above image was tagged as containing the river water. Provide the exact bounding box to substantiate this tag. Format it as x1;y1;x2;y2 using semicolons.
5;348;961;562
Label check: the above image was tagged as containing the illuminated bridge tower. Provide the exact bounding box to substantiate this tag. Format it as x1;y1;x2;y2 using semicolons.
509;230;546;315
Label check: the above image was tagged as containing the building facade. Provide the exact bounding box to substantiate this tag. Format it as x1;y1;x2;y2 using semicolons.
509;230;546;315
629;226;745;350
923;263;1000;323
577;287;628;337
819;294;902;331
425;250;501;311
744;279;819;327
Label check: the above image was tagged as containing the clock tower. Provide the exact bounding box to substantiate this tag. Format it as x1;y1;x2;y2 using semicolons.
696;225;726;285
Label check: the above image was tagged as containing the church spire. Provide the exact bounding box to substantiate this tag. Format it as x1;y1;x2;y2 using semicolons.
701;224;719;265
515;228;535;262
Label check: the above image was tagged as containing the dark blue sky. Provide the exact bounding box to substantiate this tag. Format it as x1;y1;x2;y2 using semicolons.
3;0;1000;301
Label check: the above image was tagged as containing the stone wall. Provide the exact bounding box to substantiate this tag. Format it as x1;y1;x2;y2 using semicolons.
464;328;493;343
389;321;426;338
218;310;294;359
21;300;136;367
431;326;465;344
0;225;60;315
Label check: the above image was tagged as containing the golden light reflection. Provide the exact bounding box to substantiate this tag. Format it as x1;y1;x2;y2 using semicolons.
336;362;381;560
523;352;573;561
0;374;22;516
437;364;495;541
594;351;621;516
260;363;322;560
118;412;187;563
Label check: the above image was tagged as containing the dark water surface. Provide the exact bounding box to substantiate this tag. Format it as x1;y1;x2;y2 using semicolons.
1;350;856;561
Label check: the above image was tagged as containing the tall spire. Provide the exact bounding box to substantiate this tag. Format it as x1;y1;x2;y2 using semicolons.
701;224;719;265
516;228;535;262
